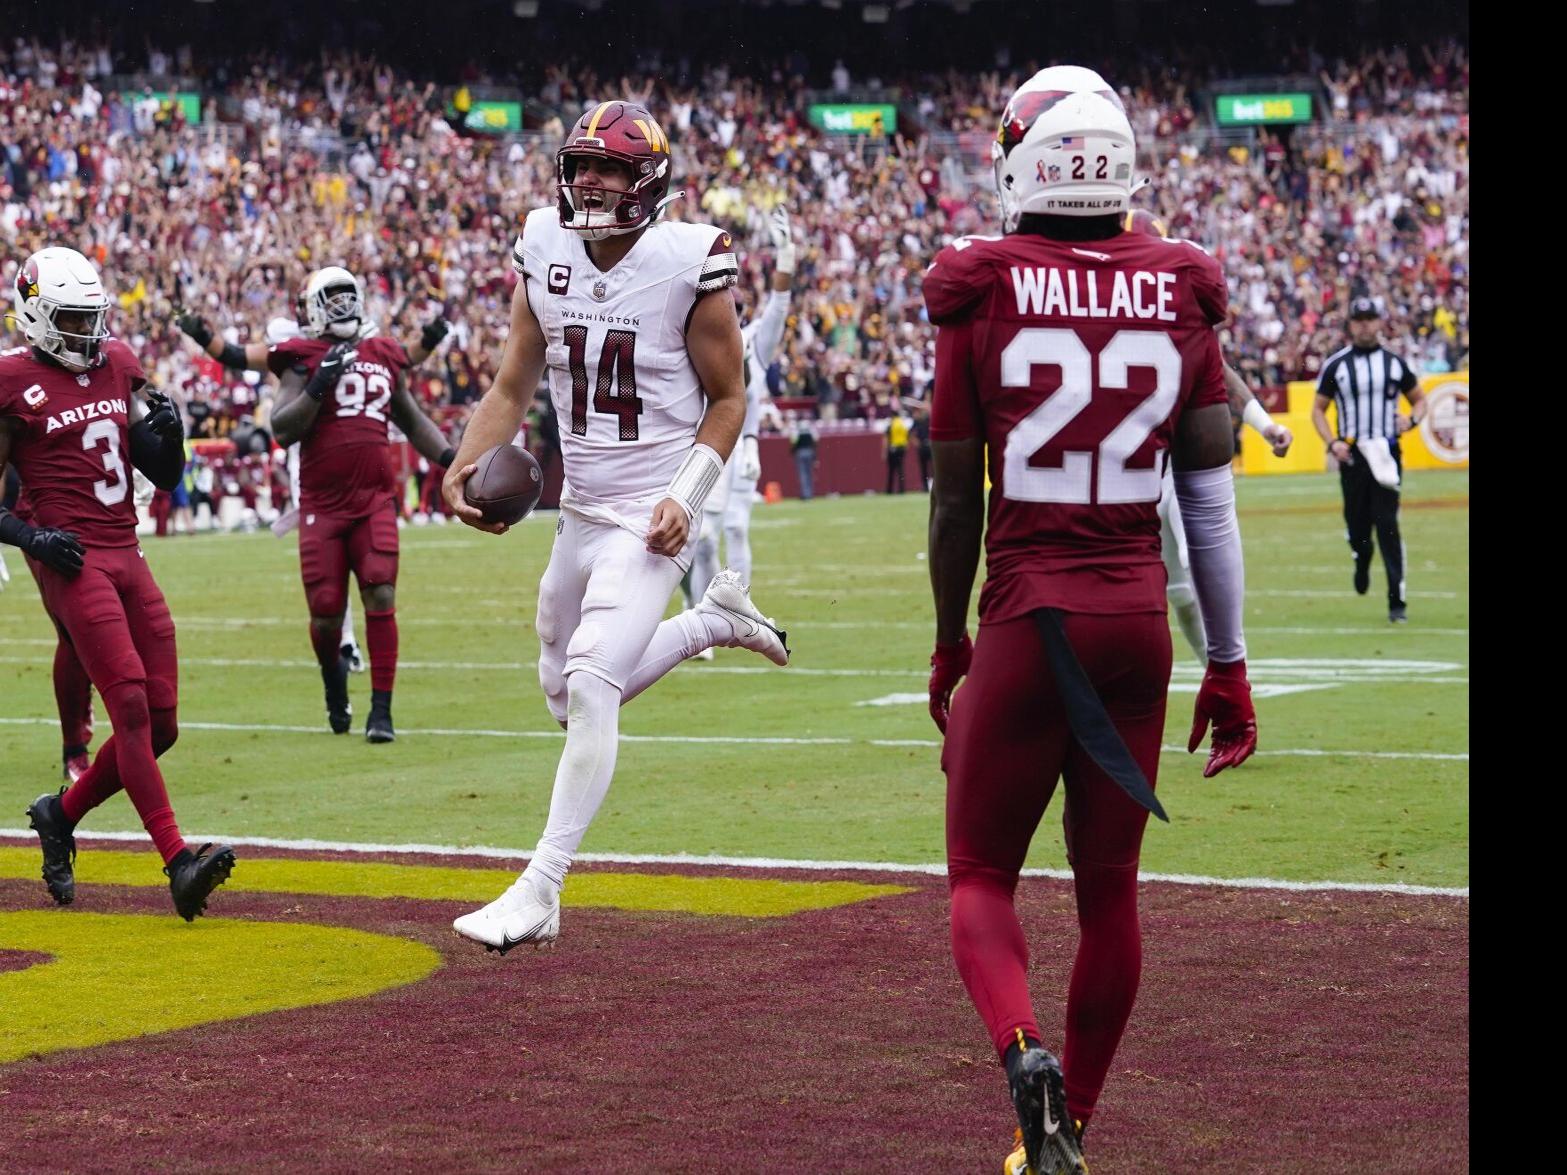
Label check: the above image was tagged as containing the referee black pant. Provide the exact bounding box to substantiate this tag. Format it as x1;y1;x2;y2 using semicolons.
1339;441;1405;609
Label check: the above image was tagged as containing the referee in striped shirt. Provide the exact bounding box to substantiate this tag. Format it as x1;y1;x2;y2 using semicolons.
1312;297;1428;622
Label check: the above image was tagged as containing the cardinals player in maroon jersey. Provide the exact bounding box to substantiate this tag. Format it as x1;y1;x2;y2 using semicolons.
922;68;1256;1174
0;246;236;920
268;266;456;742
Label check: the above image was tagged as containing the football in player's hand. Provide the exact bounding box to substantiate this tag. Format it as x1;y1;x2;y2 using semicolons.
463;444;543;526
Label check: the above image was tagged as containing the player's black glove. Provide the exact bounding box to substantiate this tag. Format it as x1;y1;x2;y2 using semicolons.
25;527;86;578
143;391;184;440
420;317;450;352
176;311;213;349
305;342;358;401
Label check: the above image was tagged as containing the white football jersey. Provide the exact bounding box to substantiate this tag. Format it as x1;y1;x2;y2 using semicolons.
512;208;738;502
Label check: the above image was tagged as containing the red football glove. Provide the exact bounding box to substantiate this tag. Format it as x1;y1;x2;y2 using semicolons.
1188;658;1258;778
928;633;973;734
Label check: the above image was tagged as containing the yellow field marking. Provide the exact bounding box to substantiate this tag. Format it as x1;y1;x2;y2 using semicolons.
0;911;439;1063
0;848;911;917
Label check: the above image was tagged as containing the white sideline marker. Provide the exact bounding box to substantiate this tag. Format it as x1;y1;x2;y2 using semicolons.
0;716;1468;760
0;829;1468;899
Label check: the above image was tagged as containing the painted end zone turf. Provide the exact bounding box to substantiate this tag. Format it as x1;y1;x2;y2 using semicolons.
0;841;1467;1172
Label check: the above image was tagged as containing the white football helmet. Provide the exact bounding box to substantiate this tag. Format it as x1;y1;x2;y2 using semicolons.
991;66;1137;231
11;246;112;371
301;266;366;340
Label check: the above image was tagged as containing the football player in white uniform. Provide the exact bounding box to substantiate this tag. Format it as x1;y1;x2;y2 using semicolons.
443;101;791;953
687;203;797;607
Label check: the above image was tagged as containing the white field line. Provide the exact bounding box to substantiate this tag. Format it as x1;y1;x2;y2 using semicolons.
0;716;1469;760
0;828;1468;898
0;654;1468;685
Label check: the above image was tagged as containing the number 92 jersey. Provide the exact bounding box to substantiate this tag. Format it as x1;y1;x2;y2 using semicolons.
512;206;738;503
267;335;411;517
923;230;1230;621
0;339;147;548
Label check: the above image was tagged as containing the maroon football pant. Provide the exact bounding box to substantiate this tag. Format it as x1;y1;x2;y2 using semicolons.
33;545;186;864
944;610;1171;1127
25;557;95;751
298;500;399;689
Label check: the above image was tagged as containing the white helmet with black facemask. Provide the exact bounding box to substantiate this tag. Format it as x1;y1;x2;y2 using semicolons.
11;247;112;371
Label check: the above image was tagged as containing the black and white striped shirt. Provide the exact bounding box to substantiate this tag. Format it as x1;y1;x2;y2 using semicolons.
1316;345;1420;443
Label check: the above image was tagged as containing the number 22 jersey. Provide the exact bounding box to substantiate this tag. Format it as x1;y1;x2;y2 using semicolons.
0;340;146;548
267;335;411;517
512;207;738;503
923;230;1231;620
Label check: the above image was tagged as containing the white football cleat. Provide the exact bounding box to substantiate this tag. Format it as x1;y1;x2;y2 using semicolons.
342;642;366;674
697;569;790;666
452;873;561;955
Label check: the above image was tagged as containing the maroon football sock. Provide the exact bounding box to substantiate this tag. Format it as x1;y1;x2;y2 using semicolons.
950;871;1042;1057
91;683;186;864
1061;860;1142;1127
365;609;398;693
309;619;342;669
60;736;124;825
54;638;94;750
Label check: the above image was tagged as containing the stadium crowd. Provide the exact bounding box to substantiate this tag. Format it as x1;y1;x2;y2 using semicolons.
1;36;1468;460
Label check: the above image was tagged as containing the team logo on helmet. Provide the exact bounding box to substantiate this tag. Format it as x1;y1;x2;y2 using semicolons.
16;259;39;302
998;90;1071;152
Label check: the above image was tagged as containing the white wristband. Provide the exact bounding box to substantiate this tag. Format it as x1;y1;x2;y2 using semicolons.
1242;398;1274;437
666;443;725;521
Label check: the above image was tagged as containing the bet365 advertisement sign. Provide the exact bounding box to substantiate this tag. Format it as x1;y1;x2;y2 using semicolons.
1215;93;1314;126
808;104;897;135
458;101;522;133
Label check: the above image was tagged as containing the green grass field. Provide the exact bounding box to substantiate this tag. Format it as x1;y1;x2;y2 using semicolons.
0;469;1469;888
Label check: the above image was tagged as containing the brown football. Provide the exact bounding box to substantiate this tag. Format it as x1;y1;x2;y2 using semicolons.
463;443;543;526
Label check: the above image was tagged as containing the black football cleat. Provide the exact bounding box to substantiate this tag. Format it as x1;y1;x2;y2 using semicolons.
1009;1045;1088;1175
1389;604;1408;624
166;843;237;921
322;653;352;734
1353;555;1371;596
365;689;395;744
26;791;76;906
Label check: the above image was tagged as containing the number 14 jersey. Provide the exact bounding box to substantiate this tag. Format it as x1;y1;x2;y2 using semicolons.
268;335;411;517
0;340;147;548
512;207;738;502
924;230;1230;620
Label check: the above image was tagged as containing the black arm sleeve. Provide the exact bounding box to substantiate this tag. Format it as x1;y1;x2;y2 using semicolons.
216;342;250;370
129;420;185;491
0;505;37;548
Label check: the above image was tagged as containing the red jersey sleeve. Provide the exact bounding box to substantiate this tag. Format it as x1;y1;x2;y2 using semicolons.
922;237;1000;326
267;336;315;377
1186;246;1230;327
930;320;981;441
1186;327;1228;411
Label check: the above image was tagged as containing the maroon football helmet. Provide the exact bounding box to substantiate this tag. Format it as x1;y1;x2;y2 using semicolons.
556;101;675;240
